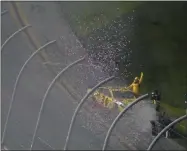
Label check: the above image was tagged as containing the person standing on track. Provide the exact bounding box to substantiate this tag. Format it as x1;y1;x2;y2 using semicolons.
127;72;144;98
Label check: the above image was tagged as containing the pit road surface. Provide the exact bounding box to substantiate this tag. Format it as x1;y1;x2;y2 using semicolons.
1;1;185;150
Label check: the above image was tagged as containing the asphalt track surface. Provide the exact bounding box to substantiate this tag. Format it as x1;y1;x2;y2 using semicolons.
1;1;185;150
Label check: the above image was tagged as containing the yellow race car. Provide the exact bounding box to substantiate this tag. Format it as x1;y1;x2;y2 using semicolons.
88;87;136;112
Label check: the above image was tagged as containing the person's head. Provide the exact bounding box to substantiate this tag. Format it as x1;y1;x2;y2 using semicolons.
134;77;139;83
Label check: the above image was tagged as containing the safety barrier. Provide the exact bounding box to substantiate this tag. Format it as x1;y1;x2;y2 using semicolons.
1;40;57;145
64;76;115;150
147;114;187;150
1;25;31;52
30;56;86;150
102;94;149;150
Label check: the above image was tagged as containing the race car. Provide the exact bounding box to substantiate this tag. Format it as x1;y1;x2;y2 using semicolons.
88;87;136;112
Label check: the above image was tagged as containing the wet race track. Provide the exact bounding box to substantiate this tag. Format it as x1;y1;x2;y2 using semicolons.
1;1;186;150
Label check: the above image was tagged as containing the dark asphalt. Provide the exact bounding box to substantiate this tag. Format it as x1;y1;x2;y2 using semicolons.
1;2;121;150
1;1;185;150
